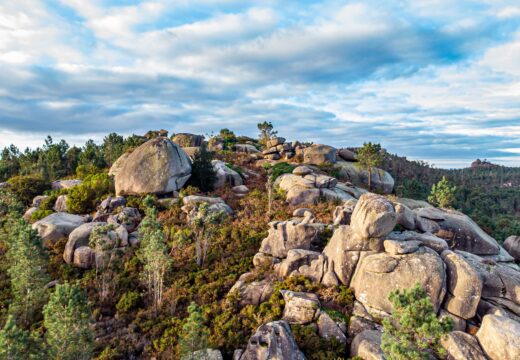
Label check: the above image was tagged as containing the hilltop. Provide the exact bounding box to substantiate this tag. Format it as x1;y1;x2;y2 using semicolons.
0;128;519;360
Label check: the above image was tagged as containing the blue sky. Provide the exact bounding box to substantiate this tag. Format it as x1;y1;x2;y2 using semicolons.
1;1;520;168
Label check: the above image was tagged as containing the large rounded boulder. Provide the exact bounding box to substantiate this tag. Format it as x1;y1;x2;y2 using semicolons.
113;137;192;196
350;193;397;239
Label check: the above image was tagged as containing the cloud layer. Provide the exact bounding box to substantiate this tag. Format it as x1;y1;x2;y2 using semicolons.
1;0;520;167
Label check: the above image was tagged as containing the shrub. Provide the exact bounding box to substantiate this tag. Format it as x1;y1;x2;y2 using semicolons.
381;283;452;360
188;145;217;192
66;173;114;214
116;291;141;314
292;324;346;360
269;162;295;181
31;209;54;221
428;176;456;209
357;142;383;190
219;128;237;150
75;164;100;180
7;175;50;205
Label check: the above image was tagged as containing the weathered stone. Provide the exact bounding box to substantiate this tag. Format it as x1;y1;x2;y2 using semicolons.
32;212;87;246
109;207;142;233
171;133;204;147
182;349;223;360
108;152;130;177
414;207;500;255
51;179;82;190
303;174;338;189
334;161;394;194
396;197;432;210
332;199;357;226
114;137;192;196
383;239;421;255
53;195;68;212
229;273;274;307
239;321;305;360
64;222;107;263
259;220;321;258
441;250;483;319
23;207;38;221
286;187;321;206
350;193;397;239
439;309;466;331
323;226;383;285
394;203;415;230
266;137;286;148
503;235;520;261
253;252;280;268
182;196;233;222
212;160;243;189
317;311;346;344
281;291;320;324
73;246;95;269
32;195;49;208
275;249;321;278
181;146;201;159
350;330;384;360
387;231;449;253
351;248;446;313
235;144;260;154
441;331;487;360
338;148;357;162
303;144;337;165
335;182;368;199
292;166;313;176
320;187;355;203
233;185;249;195
476;314;520;360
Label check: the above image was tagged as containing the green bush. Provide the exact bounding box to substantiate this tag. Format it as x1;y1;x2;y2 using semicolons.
188;145;217;192
31;209;54;221
66;173;114;214
269;162;296;181
7;175;50;205
116;291;141;314
381;283;452;360
75;164;101;180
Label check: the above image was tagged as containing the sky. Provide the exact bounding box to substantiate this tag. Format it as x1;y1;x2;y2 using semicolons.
1;1;520;168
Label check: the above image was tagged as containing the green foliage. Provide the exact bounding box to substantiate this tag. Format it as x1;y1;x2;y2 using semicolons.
66;173;114;214
43;283;94;360
76;164;100;180
190;202;228;267
6;220;50;327
30;209;54;222
0;315;41;359
7;175;50;205
78;139;106;169
381;283;452;360
38;136;70;180
357;142;383;190
257;121;277;145
179;302;209;359
102;133;125;166
219;128;237;150
291;324;346;360
123;134;147;152
0;145;21;182
269;162;296;181
428;176;457;209
188;144;217;192
116;291;141;314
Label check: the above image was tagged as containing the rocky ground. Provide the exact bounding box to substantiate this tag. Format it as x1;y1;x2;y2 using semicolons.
22;132;520;359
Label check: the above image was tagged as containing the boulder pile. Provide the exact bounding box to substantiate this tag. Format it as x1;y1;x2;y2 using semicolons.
230;191;520;359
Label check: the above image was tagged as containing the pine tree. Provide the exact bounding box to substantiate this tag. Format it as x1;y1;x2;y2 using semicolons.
381;283;452;360
179;302;209;359
43;283;94;360
428;176;457;208
357;142;383;190
188;144;217;192
190;202;226;267
138;197;172;311
6;219;50;327
0;315;41;359
257;121;277;145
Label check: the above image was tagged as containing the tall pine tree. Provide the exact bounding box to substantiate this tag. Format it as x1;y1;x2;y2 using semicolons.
0;315;41;359
6;219;50;327
43;283;93;360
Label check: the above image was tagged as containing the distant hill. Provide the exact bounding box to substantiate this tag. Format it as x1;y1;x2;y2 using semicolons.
381;153;520;241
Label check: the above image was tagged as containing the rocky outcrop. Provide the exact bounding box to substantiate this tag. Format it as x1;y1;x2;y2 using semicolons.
181;196;233;222
171;133;204;147
64;222;107;263
32;212;87;246
476;314;520;360
259;219;322;258
281;291;320;324
73;246;95;269
212;160;243;189
350;193;397;239
334;161;394;194
503;235;520;261
182;349;223;360
317;312;347;344
113;137;192;196
350;330;384;360
235;144;260;154
229;273;274;307
414;207;501;255
53;195;68;212
239;321;305;360
441;331;487;360
441;250;482;319
338;148;357;162
351;248;447;314
303;144;336;165
51;179;82;190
